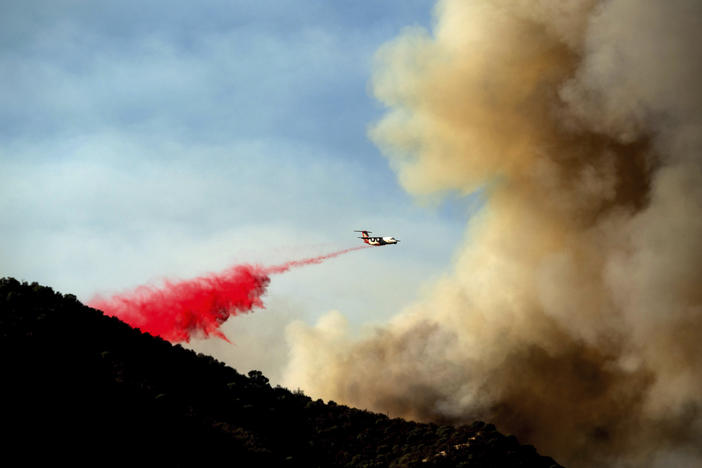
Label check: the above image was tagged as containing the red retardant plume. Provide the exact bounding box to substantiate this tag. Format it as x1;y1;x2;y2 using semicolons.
89;246;369;343
263;246;369;275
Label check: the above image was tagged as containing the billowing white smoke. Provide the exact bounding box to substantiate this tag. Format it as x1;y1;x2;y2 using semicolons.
284;1;702;466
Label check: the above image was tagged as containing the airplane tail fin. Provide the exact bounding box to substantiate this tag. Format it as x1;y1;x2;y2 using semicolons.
354;230;371;244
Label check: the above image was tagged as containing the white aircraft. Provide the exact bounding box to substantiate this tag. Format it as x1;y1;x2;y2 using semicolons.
355;230;400;246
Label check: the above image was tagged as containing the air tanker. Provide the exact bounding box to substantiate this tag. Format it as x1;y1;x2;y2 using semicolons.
355;230;400;246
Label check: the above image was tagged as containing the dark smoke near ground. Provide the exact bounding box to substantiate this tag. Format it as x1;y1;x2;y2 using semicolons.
283;1;702;466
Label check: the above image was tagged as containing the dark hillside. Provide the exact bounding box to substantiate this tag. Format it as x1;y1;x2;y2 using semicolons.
0;278;562;467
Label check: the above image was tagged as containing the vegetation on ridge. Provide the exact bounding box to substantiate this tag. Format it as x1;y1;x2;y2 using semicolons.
0;277;562;467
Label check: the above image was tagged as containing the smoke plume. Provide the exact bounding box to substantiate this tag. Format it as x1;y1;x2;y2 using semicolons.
90;246;367;342
283;1;702;466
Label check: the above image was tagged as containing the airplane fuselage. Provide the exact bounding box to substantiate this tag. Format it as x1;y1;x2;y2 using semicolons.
365;236;399;246
355;230;399;246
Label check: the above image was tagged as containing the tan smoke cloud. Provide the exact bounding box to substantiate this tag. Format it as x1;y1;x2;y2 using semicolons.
283;0;702;466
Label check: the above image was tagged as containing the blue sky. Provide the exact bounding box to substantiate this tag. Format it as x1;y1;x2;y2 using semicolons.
1;0;477;379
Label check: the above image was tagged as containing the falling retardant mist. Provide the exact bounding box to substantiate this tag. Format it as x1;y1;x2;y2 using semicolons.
89;246;369;343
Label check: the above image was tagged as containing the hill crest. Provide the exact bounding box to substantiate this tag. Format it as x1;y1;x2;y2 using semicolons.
0;277;562;467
